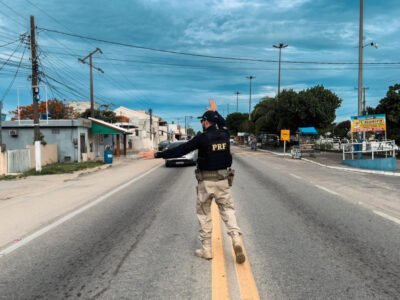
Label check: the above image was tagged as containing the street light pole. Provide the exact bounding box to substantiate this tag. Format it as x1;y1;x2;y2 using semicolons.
184;116;193;138
246;76;255;121
234;91;240;112
273;43;288;97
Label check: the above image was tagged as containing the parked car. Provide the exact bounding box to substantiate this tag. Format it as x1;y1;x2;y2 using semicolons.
164;141;198;167
260;133;280;148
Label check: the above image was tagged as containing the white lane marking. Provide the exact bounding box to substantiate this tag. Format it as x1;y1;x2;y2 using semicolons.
289;173;302;180
373;210;400;226
315;185;341;197
0;164;162;257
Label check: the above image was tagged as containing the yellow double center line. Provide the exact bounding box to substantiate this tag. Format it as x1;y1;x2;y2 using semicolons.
211;202;261;300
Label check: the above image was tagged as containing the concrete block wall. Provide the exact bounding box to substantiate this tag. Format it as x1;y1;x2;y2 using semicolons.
0;147;6;175
26;144;58;169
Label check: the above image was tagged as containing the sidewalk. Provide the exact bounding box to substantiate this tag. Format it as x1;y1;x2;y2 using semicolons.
0;157;162;250
242;145;400;176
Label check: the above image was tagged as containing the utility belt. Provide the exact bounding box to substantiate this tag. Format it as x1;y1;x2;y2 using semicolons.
195;168;235;186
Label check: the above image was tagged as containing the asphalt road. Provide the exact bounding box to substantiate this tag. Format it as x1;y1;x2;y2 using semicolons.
0;148;399;299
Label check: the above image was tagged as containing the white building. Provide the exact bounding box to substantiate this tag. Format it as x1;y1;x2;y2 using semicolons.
113;106;168;150
67;101;100;114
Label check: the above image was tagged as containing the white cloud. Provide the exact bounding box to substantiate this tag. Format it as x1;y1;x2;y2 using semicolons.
273;0;311;9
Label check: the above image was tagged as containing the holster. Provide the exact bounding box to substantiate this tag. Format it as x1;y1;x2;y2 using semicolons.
227;168;235;186
195;169;204;182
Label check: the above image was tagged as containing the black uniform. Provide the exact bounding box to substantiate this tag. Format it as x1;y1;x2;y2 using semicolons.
154;112;232;171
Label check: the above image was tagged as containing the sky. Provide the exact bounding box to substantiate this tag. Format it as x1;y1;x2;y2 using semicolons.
1;0;400;132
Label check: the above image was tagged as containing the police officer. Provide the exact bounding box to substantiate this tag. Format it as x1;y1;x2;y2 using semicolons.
139;100;245;264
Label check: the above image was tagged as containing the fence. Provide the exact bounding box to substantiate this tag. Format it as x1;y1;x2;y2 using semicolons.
0;144;58;175
342;140;397;160
7;149;31;174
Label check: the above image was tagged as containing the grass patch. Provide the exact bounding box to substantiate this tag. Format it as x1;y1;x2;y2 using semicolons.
0;160;105;180
0;174;20;181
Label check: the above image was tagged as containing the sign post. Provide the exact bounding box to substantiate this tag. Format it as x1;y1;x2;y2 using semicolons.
280;129;290;154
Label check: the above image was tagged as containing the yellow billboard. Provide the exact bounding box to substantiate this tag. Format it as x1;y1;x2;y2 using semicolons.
351;114;386;133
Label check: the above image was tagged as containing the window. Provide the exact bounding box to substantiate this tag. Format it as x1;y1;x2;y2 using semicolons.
52;129;60;134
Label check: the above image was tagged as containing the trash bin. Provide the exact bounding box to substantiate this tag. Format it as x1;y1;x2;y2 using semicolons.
104;149;113;164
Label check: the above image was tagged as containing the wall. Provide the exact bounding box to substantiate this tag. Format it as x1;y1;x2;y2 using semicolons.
1;123;88;162
0;147;6;175
343;157;397;171
26;144;58;168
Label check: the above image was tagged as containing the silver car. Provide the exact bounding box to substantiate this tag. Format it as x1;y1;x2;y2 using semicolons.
164;141;198;167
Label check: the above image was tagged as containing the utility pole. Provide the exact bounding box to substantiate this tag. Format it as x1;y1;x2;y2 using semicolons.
30;16;42;171
30;16;40;142
234;91;240;112
149;109;153;141
354;87;369;115
357;0;364;116
246;76;255;121
362;87;369;115
79;48;104;118
184;116;193;138
0;100;3;149
273;43;288;97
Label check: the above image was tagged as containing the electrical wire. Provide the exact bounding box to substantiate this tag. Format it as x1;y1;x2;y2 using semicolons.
37;26;400;66
0;40;24;72
0;38;20;47
1;43;27;101
24;0;153;107
35;50;400;71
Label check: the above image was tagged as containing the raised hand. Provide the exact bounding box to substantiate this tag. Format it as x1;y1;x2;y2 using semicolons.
208;99;217;112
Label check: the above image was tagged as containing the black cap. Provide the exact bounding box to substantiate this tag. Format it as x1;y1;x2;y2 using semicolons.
198;111;218;122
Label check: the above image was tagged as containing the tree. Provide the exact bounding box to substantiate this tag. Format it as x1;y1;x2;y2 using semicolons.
298;85;342;130
186;127;195;137
9;99;79;120
226;113;249;135
251;85;342;134
80;108;117;123
334;120;351;138
252;97;279;134
368;84;400;142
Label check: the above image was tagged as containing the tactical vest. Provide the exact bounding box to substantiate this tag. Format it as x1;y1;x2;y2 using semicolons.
197;127;232;171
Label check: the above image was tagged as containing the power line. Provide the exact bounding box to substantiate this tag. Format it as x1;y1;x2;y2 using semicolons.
35;50;400;71
37;26;400;66
0;38;21;47
37;31;151;108
0;40;24;72
26;0;153;107
1;43;27;101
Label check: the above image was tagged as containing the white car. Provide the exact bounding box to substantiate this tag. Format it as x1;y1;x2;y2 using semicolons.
164;141;198;167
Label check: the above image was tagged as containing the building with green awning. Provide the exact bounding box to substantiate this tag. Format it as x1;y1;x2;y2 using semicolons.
89;117;133;157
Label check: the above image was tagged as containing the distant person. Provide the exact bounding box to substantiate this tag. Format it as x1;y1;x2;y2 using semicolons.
250;134;257;151
139;100;245;264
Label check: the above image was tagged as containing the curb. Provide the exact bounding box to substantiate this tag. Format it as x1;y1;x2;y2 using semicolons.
240;146;400;177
